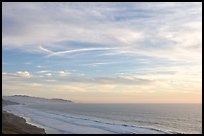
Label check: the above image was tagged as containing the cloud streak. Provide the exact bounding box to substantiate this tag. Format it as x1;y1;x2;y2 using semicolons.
2;2;201;63
3;71;32;79
39;46;118;57
2;2;202;103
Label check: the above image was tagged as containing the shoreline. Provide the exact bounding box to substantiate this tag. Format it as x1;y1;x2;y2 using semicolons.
2;99;46;134
2;110;46;134
3;105;171;134
3;97;200;134
20;114;61;134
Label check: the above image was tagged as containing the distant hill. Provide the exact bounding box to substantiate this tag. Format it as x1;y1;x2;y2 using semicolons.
2;95;73;105
51;98;72;103
12;95;73;102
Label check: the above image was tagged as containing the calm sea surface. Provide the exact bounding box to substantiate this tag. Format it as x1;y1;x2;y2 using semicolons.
27;103;202;134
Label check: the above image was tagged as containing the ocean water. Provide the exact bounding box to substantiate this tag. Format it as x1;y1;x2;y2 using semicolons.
4;103;202;134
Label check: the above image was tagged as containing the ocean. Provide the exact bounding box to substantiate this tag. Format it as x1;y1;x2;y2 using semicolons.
3;101;202;134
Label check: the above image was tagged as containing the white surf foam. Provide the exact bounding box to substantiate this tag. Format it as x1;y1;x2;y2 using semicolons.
3;105;173;134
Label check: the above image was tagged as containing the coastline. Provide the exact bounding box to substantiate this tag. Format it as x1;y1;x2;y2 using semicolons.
2;96;201;134
2;110;46;134
2;99;46;134
20;114;61;134
3;105;171;134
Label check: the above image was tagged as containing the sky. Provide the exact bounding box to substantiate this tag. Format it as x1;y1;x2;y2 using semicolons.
2;2;202;103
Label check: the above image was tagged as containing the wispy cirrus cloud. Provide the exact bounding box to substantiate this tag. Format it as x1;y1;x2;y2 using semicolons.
3;70;153;86
2;2;201;63
2;2;202;103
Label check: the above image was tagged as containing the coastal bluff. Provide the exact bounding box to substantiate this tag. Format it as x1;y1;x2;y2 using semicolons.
2;99;46;134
